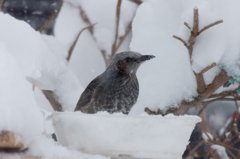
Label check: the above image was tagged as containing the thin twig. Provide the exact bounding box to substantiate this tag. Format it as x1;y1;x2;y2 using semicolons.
186;140;205;158
200;63;216;75
0;0;6;12
128;0;142;5
111;0;122;59
211;140;240;153
235;100;239;112
115;21;132;52
172;35;188;48
192;7;199;37
209;86;240;98
198;20;223;35
78;5;109;67
226;149;237;159
201;127;240;153
79;6;94;35
39;0;63;33
200;97;238;115
67;23;97;61
184;22;191;30
42;90;62;111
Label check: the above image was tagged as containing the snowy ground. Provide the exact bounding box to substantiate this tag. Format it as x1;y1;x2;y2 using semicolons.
2;0;240;158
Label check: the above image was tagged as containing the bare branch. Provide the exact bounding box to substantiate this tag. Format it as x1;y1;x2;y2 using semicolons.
193;8;199;36
226;149;237;159
78;6;109;67
184;22;191;30
212;140;240;153
174;70;230;115
188;8;199;60
67;23;97;61
39;0;63;33
42;90;62;112
79;6;94;35
186;140;205;158
172;35;188;48
200;63;216;75
200;70;231;97
128;0;142;5
115;21;132;52
199;97;239;115
209;86;240;98
195;73;206;94
198;20;223;35
111;0;122;59
32;85;35;91
0;0;7;12
144;107;163;115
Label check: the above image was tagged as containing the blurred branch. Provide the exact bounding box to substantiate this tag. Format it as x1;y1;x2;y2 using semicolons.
184;22;191;30
226;149;237;159
199;121;240;157
115;21;132;51
111;0;122;60
42;90;62;112
128;0;143;5
0;0;6;12
67;23;97;61
78;6;109;67
185;140;204;158
39;0;63;33
198;126;221;159
79;6;94;35
78;2;133;67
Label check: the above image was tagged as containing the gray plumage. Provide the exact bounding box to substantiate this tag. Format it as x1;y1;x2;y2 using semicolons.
74;51;155;114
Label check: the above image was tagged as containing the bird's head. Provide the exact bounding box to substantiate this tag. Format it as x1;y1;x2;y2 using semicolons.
107;51;155;76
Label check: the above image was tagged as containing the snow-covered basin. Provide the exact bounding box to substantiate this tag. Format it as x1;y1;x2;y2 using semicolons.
49;112;201;159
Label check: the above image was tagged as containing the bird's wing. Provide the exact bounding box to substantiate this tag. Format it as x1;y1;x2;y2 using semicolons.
74;75;103;111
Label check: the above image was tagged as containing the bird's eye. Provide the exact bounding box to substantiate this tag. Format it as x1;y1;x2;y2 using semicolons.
126;57;131;62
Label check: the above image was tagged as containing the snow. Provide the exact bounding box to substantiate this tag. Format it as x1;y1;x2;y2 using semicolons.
50;112;201;159
0;43;44;147
129;0;240;114
40;31;84;111
4;0;240;158
0;13;60;77
0;12;106;159
211;145;228;159
130;0;198;114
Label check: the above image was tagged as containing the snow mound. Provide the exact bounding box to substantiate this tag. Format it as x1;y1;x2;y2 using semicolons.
130;0;198;114
130;0;240;114
0;43;44;147
0;12;107;159
0;12;83;111
50;112;201;159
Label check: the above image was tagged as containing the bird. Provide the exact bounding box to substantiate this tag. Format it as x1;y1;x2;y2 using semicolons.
74;51;155;114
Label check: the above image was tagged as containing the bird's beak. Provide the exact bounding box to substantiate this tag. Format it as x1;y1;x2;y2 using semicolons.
138;55;155;63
